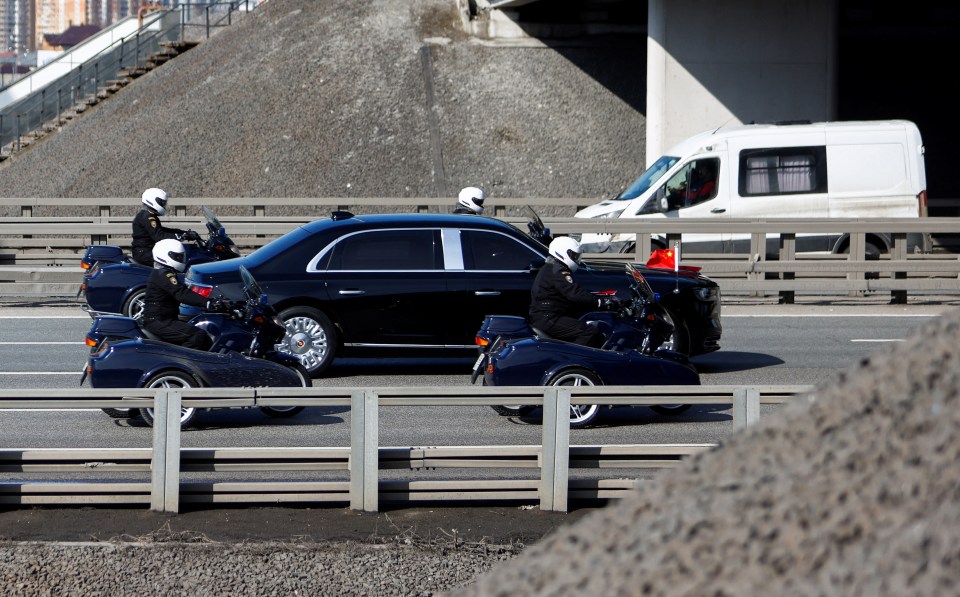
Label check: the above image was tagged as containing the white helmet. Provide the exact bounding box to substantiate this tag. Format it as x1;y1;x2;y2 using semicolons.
153;238;187;272
548;236;582;272
457;187;485;214
141;187;169;216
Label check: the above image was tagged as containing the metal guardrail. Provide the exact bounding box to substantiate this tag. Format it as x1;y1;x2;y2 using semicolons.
0;385;810;512
2;206;960;302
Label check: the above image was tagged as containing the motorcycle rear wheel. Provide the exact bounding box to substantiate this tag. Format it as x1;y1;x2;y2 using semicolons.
122;288;147;321
101;408;134;419
260;364;310;418
139;371;199;427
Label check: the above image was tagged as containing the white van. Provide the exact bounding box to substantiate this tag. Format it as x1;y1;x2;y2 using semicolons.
577;120;928;257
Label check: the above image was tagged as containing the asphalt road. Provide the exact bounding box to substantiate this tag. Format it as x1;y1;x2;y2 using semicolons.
0;302;947;451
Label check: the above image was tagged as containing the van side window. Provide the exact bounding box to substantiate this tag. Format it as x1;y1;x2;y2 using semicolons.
739;146;827;196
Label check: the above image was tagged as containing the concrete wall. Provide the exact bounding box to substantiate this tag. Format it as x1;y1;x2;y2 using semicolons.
646;0;837;165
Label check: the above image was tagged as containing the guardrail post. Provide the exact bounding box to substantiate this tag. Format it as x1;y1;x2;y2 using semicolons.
750;232;765;298
848;232;865;297
540;387;570;512
150;388;181;513
350;390;379;511
779;233;796;304
732;387;760;430
891;232;907;304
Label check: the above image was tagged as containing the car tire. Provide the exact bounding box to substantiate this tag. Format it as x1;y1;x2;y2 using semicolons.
277;307;338;376
659;307;690;355
122;288;147;321
260;364;310;418
490;405;535;417
546;369;601;428
139;371;199;428
101;408;134;419
843;239;882;280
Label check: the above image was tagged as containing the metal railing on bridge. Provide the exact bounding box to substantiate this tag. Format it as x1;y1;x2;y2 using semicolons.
0;384;811;513
1;197;959;303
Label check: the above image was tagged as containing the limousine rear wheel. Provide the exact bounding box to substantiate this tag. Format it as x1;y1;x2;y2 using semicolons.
278;307;337;376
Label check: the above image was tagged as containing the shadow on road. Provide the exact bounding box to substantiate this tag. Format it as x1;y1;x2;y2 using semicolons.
692;351;784;374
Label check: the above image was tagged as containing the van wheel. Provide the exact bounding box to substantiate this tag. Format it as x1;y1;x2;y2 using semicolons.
843;240;882;279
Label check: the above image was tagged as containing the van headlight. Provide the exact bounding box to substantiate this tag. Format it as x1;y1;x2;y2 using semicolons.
599;209;625;219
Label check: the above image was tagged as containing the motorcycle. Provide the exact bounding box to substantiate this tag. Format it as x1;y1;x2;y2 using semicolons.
79;206;240;320
472;264;699;428
81;265;310;427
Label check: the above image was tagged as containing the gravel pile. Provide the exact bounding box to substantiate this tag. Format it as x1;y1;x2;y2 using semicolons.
458;308;960;595
0;0;645;215
0;539;518;595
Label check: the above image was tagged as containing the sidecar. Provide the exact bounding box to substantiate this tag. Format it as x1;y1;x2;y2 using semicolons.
482;335;699;428
82;338;306;427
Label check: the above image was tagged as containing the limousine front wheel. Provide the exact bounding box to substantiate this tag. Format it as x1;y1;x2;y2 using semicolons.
278;307;337;376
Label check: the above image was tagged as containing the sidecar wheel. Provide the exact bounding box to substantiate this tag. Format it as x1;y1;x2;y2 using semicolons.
101;408;134;419
260;364;310;418
277;307;337;376
547;369;601;428
490;405;535;417
123;288;147;321
139;372;199;427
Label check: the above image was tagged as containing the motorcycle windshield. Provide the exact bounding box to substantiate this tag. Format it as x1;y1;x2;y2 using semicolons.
239;265;264;302
626;264;656;302
523;205;550;246
202;206;223;231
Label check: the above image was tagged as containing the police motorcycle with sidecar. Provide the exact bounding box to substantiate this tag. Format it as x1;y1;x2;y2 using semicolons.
472;264;699;428
79;206;240;320
81;266;310;427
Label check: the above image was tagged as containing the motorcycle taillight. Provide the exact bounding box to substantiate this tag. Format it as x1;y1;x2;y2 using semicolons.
475;336;489;347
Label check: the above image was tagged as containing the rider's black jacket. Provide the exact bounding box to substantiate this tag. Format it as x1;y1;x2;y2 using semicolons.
529;257;600;320
453;206;478;215
142;268;209;322
132;209;185;254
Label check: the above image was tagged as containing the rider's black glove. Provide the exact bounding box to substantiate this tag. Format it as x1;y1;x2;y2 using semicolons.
599;296;621;311
207;299;230;312
182;230;202;242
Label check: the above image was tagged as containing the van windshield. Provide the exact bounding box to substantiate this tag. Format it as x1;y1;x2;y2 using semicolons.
615;155;680;200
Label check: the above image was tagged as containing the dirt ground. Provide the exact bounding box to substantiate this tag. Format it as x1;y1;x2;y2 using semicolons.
0;503;594;545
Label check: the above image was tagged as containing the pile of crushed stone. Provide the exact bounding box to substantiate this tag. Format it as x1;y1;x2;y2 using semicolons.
0;0;645;206
458;308;960;595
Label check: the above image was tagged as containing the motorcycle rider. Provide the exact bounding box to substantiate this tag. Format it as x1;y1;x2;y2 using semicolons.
142;238;226;350
529;237;619;348
454;187;486;215
131;188;201;266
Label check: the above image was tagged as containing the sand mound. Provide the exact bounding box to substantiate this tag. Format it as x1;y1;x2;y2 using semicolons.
0;0;644;204
458;308;960;595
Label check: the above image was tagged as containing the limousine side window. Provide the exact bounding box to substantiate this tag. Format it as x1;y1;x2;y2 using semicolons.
460;230;541;271
739;146;827;196
325;229;440;271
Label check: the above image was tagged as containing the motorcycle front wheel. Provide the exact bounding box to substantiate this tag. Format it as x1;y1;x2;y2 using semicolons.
101;408;134;419
490;405;536;417
260;363;310;418
139;371;198;427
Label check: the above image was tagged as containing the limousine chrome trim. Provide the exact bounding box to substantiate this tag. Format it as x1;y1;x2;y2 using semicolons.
344;343;476;349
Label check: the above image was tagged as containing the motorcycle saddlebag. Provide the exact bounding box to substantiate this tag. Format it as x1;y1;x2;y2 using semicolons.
480;315;533;338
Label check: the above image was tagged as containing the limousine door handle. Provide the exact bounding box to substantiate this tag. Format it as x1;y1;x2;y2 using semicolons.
474;291;501;296
711;208;726;213
338;289;365;295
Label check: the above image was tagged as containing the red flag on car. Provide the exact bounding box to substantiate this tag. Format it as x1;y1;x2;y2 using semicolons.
645;248;702;272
